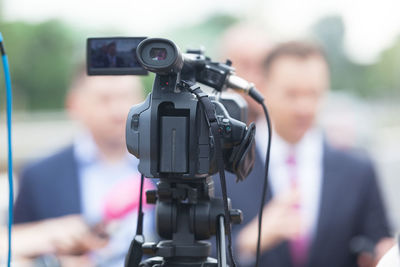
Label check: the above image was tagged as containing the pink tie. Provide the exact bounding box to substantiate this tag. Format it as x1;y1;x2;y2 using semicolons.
286;150;309;267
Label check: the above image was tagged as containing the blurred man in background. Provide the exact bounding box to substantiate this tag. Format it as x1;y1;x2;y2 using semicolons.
218;23;272;123
216;36;393;267
13;68;152;266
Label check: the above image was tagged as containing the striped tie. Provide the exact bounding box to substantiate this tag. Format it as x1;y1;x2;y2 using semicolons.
286;150;310;267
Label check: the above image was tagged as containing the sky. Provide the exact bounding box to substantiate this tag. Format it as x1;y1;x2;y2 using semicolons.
3;0;400;63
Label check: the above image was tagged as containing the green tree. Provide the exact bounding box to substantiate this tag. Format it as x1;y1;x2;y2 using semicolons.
366;37;400;98
312;15;356;92
0;20;76;110
312;15;400;98
0;14;239;110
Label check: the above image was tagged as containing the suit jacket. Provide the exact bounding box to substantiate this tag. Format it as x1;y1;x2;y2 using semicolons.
14;145;81;223
214;142;391;267
13;145;152;223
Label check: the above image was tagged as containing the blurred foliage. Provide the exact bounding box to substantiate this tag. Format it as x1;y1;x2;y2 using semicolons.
0;20;76;110
312;16;351;91
366;37;400;97
312;15;400;98
167;14;239;57
0;13;398;111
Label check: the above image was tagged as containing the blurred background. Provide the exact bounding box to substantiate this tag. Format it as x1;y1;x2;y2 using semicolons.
0;0;399;248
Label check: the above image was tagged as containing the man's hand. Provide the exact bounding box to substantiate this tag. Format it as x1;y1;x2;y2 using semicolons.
43;215;109;255
357;238;395;267
237;188;304;256
58;254;96;267
12;215;108;259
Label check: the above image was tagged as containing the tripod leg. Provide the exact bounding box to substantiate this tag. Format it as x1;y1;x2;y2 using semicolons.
216;216;228;267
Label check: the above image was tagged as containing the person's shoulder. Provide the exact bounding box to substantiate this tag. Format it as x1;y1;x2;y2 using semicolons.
324;142;377;186
324;142;374;170
20;145;75;181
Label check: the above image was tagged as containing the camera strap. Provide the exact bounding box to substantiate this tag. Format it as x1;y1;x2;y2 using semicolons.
182;80;237;267
125;174;145;267
136;174;145;236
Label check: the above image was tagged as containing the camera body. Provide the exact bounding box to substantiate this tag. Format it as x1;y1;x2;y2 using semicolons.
125;38;255;181
126;77;250;180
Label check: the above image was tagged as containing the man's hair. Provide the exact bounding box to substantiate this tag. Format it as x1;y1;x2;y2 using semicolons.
262;41;327;75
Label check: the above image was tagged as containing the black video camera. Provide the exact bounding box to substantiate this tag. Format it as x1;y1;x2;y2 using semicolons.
127;38;256;181
87;37;258;267
87;37;256;181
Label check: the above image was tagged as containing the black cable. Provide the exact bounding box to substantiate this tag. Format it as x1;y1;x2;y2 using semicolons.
187;82;272;267
136;174;145;235
255;103;272;267
125;174;145;267
210;122;236;267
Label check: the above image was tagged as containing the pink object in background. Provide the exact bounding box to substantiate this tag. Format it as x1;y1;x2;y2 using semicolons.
286;150;310;267
102;176;155;222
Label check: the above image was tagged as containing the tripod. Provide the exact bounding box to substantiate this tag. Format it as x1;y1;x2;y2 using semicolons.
133;176;242;267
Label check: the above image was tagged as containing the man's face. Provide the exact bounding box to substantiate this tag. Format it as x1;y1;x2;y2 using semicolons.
261;55;329;143
68;76;143;147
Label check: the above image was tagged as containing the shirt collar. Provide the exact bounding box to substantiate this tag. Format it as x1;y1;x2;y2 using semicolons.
73;130;139;167
74;131;100;165
255;119;323;166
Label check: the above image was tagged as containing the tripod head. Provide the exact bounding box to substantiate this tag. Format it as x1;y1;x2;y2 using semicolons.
138;177;242;267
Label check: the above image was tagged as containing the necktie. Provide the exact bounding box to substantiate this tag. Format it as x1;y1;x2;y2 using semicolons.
286;150;310;267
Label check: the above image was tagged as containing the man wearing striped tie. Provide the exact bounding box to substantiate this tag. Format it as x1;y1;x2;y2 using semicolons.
218;40;393;267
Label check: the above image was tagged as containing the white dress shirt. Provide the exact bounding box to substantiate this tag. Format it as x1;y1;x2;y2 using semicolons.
255;120;324;237
377;245;400;267
74;132;154;267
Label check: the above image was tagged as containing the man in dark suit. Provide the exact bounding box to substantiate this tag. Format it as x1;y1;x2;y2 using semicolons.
216;40;393;267
104;42;125;67
13;69;151;266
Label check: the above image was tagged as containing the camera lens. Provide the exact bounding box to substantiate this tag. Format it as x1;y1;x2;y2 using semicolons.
150;48;167;61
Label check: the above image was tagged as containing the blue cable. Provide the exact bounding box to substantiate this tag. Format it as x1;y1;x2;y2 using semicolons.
0;32;14;267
